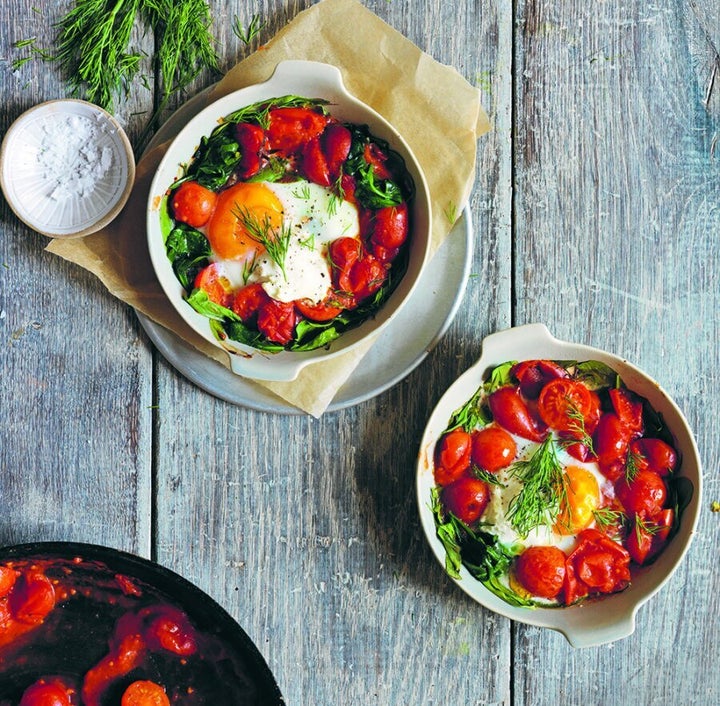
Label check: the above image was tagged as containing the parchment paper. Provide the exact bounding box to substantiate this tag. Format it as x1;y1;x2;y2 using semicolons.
46;0;490;417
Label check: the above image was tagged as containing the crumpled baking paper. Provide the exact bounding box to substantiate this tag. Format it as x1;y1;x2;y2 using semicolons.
46;0;490;417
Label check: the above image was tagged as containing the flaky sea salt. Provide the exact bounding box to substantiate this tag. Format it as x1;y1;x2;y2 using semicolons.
36;113;114;201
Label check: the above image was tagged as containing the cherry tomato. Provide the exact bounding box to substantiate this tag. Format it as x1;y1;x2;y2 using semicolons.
470;426;517;472
370;203;409;263
594;413;630;480
302;137;331;187
121;680;171;706
616;470;667;518
537;378;594;432
514;546;566;599
171;180;218;228
146;608;197;656
9;572;55;624
321;123;352;180
564;528;631;603
266;107;329;155
329;237;362;293
609;387;644;435
19;680;72;706
231;283;269;322
257;299;297;345
349;255;386;301
488;386;546;442
629;438;677;476
441;476;489;526
235;122;265;179
295;292;345;322
434;429;472;486
625;511;674;566
511;359;569;399
363;143;392;179
194;263;232;307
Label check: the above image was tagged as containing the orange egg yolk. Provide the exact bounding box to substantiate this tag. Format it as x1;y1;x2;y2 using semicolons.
206;182;284;260
554;465;600;535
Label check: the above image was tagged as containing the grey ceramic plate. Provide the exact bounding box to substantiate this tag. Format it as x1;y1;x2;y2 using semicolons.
137;88;473;413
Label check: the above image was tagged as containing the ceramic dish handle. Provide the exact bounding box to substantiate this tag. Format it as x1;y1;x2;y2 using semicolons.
560;611;638;649
269;60;348;100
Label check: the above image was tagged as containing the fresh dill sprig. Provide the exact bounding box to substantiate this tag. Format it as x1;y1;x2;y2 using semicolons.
624;448;642;484
292;184;311;200
561;401;595;455
53;0;144;111
232;205;292;280
472;466;506;488
241;254;258;284
232;13;265;45
592;507;626;532
443;200;458;224
506;436;567;538
298;234;316;251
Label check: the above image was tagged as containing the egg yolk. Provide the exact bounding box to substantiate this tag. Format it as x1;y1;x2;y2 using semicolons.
206;183;284;260
554;465;600;535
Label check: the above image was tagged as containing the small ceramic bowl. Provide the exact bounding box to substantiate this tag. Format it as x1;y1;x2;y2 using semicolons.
416;323;702;648
147;60;432;382
0;99;135;238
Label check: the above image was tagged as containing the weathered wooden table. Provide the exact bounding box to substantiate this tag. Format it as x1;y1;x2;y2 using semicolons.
2;1;719;704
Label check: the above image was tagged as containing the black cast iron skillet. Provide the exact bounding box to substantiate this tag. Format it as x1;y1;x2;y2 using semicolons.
0;542;285;706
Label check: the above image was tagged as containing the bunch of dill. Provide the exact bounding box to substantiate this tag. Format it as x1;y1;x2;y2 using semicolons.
51;0;220;116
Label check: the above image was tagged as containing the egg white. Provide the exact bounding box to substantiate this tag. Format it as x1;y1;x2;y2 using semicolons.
235;180;359;304
481;434;613;553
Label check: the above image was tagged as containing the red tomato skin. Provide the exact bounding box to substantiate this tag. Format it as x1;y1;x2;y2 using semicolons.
194;263;232;307
235;122;265;179
434;429;472;486
616;470;668;518
329;237;361;293
231;283;270;322
295;295;344;322
594;413;631;480
564;528;631;602
537;378;593;432
511;360;569;399
441;477;490;526
257;300;297;345
146;609;197;656
488;386;546;442
515;546;566;599
363;143;392;179
171;181;218;228
9;572;55;625
349;255;386;301
471;426;517;472
370;203;408;262
609;388;644;435
629;438;677;476
19;680;72;706
266;107;329;155
302;136;331;187
322;123;352;180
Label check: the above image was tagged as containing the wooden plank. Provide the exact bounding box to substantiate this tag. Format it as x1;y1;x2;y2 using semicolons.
513;0;720;703
0;1;154;555
151;1;513;703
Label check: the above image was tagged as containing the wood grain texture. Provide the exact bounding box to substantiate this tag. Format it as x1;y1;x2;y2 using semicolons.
513;1;720;704
1;0;719;704
1;1;154;554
